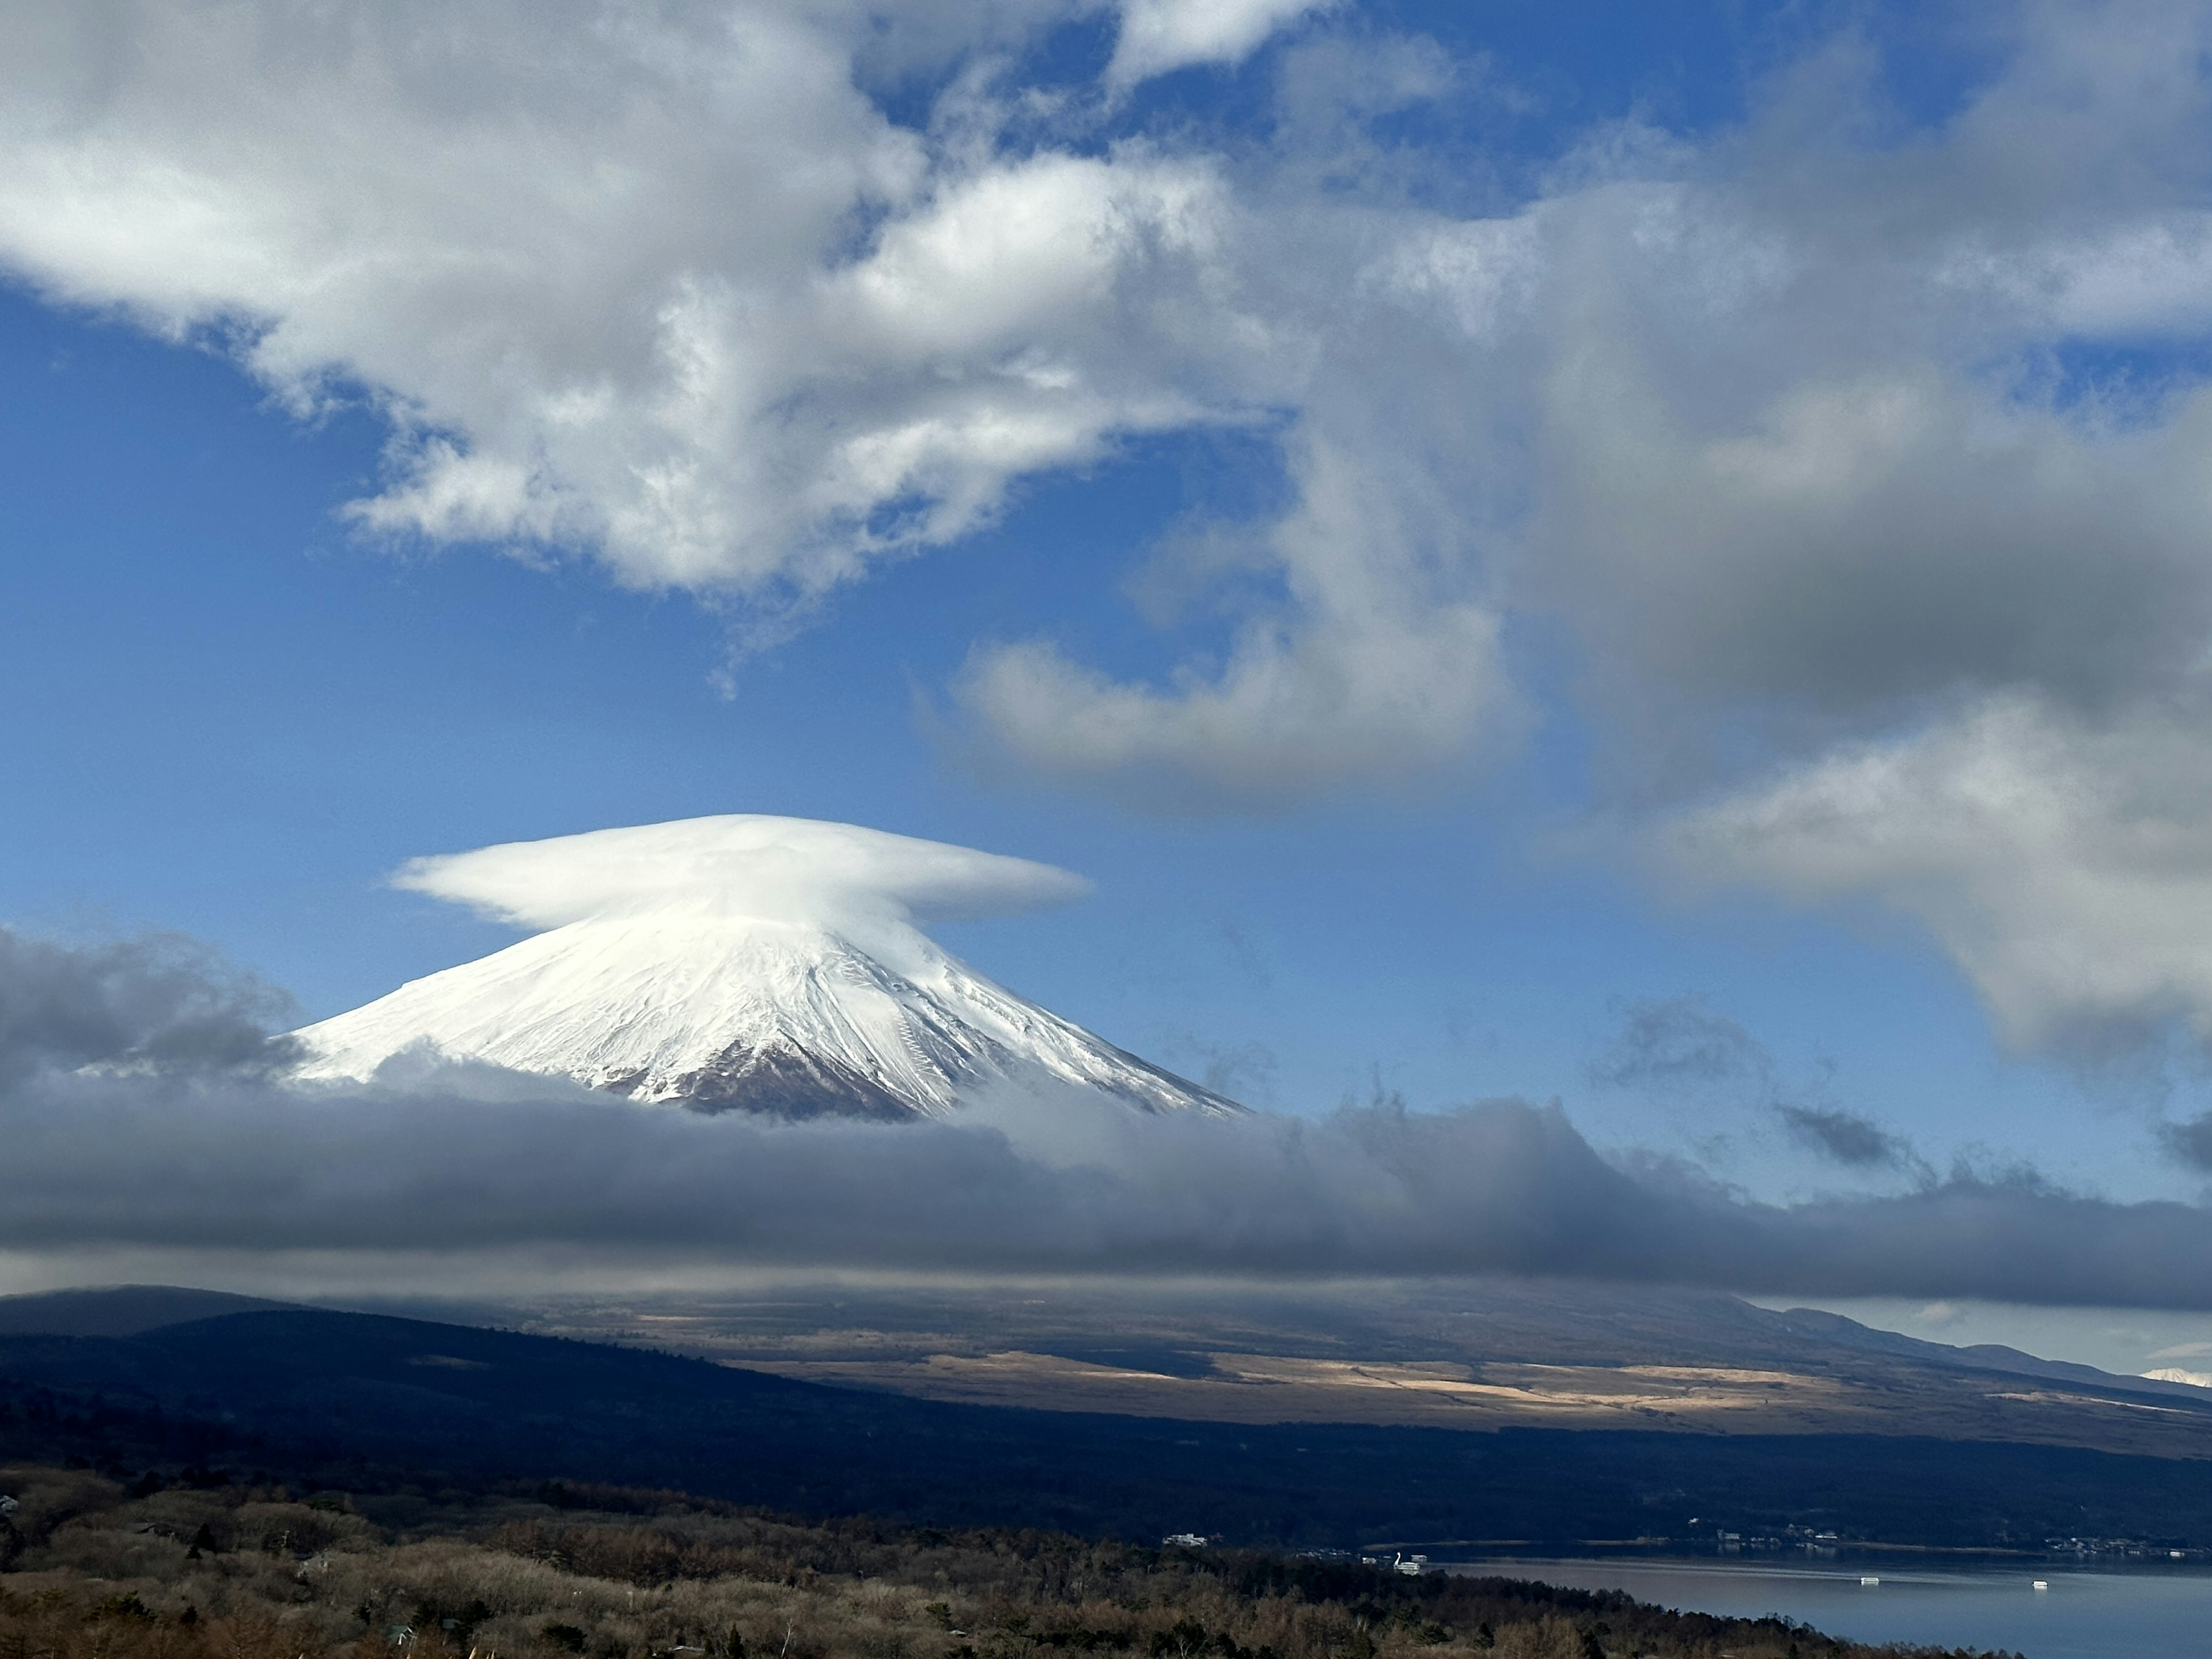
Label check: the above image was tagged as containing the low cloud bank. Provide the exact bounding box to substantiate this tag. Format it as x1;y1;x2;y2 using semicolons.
0;929;297;1083
7;926;2212;1305
12;1058;2212;1307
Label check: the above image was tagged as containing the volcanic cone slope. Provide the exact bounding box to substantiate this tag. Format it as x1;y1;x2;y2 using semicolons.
293;815;1242;1120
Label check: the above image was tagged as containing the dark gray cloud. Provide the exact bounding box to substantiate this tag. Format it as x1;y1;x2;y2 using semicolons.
1777;1103;1914;1170
5;926;2210;1307
7;1061;2212;1308
1588;995;1764;1090
2161;1112;2212;1171
0;928;298;1083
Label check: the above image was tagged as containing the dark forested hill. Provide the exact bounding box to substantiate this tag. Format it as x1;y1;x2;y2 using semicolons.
0;1461;2024;1659
2;1302;2210;1551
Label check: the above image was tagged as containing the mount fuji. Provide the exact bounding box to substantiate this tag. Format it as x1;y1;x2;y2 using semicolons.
292;816;1243;1120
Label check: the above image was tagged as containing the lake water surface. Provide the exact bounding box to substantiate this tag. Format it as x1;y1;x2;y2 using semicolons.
1444;1556;2212;1657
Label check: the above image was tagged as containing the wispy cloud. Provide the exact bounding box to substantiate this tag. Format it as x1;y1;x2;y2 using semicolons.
1775;1103;1915;1171
1590;995;1919;1172
1588;995;1764;1092
2161;1111;2212;1171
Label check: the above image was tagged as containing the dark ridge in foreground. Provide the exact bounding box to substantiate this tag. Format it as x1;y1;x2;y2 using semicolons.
2;1302;2211;1551
0;1461;2018;1659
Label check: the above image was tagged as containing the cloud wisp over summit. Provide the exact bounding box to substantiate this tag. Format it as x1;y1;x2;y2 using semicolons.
6;923;2212;1308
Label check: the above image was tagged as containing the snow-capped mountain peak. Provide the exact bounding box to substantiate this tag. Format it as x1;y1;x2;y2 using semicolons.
291;817;1242;1119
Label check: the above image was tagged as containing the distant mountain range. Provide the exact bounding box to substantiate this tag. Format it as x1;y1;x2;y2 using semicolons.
5;1283;2212;1551
498;1274;2212;1456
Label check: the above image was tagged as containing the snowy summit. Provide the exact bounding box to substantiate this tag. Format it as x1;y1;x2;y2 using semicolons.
291;816;1243;1120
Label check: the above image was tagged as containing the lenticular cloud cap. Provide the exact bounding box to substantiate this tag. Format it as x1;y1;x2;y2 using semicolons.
392;814;1093;931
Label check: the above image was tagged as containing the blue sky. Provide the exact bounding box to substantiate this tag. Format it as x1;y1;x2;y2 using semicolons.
9;0;2212;1323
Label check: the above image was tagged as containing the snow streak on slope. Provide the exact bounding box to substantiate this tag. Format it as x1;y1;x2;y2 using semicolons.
292;817;1242;1120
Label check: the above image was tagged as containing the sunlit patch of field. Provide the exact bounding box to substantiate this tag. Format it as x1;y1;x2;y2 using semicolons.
733;1347;2212;1455
747;1350;1870;1429
502;1281;2212;1457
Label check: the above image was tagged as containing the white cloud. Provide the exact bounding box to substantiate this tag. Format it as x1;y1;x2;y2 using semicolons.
956;605;1500;813
1941;211;2212;336
395;814;1091;931
0;3;1515;807
1661;696;2212;1056
0;2;1253;605
955;430;1509;810
1106;0;1331;92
